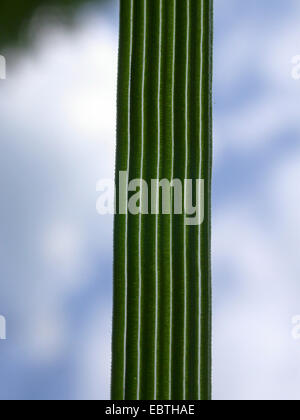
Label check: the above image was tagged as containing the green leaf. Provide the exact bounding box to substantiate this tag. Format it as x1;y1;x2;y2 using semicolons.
112;0;213;401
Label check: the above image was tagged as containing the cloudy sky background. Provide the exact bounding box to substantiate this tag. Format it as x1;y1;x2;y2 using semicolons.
1;0;300;400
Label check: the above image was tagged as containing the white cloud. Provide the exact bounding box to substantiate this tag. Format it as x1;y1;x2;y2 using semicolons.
214;2;300;160
0;4;117;399
76;304;112;400
213;203;300;399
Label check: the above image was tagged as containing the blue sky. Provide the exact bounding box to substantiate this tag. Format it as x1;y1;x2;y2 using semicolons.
213;0;300;400
0;0;300;400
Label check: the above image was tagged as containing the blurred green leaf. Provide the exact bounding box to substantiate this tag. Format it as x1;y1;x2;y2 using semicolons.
0;0;106;49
